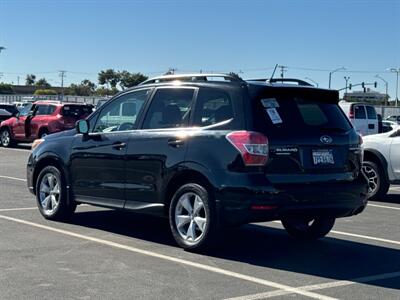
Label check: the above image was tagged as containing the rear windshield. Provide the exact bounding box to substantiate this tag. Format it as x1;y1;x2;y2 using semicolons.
252;89;352;136
62;105;93;117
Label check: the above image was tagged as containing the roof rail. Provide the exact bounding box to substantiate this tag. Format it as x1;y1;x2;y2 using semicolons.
140;73;243;85
247;78;313;86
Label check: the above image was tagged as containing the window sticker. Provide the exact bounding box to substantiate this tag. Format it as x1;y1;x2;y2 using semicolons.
266;108;282;124
261;98;279;108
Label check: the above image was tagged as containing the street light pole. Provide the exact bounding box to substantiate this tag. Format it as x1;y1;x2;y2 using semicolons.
328;67;346;89
389;68;400;107
375;74;388;106
0;47;5;80
305;77;318;87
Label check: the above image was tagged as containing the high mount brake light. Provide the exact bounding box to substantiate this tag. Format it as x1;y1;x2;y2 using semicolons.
226;131;269;166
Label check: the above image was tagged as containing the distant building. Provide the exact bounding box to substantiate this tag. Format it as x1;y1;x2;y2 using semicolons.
344;89;388;103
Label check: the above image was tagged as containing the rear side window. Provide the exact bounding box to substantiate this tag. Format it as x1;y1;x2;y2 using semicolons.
354;105;366;119
48;105;57;115
62;105;93;117
142;88;194;129
366;106;377;119
193;88;233;126
35;105;49;115
252;90;351;137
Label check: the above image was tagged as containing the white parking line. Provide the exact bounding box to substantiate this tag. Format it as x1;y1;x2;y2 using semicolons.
0;175;27;182
0;214;336;300
225;270;400;299
330;230;400;246
368;203;400;211
0;207;36;212
0;147;30;152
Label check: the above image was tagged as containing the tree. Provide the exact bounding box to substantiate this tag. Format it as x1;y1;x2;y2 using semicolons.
35;78;51;88
34;89;57;95
95;86;119;96
25;74;36;85
98;69;120;88
228;72;242;80
67;79;97;96
119;71;148;89
0;83;14;94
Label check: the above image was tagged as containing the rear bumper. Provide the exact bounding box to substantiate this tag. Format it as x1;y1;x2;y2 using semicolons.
216;175;368;225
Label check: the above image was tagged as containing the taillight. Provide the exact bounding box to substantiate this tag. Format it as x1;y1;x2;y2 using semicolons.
226;131;269;166
348;111;354;119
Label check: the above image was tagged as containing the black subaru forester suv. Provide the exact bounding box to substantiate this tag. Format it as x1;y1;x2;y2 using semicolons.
27;74;368;251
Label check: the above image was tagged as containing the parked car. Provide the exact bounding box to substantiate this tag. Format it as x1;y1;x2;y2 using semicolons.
0;101;93;147
382;120;397;133
385;115;400;124
362;125;400;200
27;74;368;251
339;101;379;136
0;103;19;122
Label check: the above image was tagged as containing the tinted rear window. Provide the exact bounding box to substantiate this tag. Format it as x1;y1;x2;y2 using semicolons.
62;105;93;117
354;105;366;119
252;89;351;136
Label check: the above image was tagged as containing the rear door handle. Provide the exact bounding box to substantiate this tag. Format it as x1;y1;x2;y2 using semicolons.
168;139;184;147
368;124;375;129
112;142;126;150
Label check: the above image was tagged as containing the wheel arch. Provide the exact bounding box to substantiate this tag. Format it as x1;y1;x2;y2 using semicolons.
363;148;389;182
163;167;215;216
32;153;73;205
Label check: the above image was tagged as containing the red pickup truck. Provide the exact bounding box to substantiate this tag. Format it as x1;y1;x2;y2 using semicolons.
0;101;93;147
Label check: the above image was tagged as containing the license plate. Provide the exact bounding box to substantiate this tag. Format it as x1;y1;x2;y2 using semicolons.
312;149;334;165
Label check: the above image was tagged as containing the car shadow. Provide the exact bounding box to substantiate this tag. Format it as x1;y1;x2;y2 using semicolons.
63;208;400;292
13;144;31;150
375;193;400;205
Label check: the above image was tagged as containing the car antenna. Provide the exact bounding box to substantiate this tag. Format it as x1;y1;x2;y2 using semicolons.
268;64;278;82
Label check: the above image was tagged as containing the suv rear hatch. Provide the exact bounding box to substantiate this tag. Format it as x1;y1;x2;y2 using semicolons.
250;87;362;183
61;105;93;128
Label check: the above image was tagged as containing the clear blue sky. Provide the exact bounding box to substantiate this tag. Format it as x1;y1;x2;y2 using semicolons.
0;0;399;98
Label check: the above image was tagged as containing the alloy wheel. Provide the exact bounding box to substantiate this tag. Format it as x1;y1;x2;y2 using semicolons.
362;165;379;194
174;192;208;244
39;173;60;215
1;130;10;147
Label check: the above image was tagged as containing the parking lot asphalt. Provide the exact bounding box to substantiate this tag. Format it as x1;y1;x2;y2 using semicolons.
0;146;399;300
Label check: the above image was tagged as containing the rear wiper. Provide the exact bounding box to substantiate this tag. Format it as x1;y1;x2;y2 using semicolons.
320;127;348;133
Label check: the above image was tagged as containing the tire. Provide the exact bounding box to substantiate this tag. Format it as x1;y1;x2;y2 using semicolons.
362;161;389;200
0;128;15;148
281;217;335;240
36;166;76;220
39;129;49;138
169;183;221;251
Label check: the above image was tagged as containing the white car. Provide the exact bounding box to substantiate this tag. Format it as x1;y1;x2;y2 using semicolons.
362;125;400;199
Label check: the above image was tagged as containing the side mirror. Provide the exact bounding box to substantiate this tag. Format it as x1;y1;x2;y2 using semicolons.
76;120;89;135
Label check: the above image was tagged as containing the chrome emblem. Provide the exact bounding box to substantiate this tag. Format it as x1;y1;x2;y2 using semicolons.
320;135;333;144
